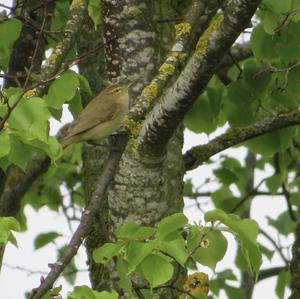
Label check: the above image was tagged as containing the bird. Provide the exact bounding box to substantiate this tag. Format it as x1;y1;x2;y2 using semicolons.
60;83;129;148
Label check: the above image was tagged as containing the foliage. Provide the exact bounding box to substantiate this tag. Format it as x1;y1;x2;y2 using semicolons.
0;0;299;299
91;211;260;297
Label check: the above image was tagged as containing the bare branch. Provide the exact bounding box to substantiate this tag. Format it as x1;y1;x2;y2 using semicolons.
127;0;214;119
273;153;297;222
184;109;300;171
138;0;262;156
260;228;289;265
258;266;288;281
34;0;89;96
29;137;127;299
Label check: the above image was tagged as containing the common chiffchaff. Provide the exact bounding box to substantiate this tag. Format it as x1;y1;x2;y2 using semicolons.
61;83;129;148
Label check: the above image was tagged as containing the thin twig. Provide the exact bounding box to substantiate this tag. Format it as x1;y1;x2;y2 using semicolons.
29;137;127;299
23;3;49;89
0;3;13;10
0;36;113;132
260;228;289;265
273;153;296;221
274;7;300;33
230;178;267;213
3;264;48;276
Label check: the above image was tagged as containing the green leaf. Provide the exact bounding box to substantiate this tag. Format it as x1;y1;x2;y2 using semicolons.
93;243;122;264
8;97;50;142
159;231;189;266
277;23;300;59
0;156;11;171
8;133;32;170
259;244;274;261
68;89;83;118
0;131;10;158
267;211;296;235
224;285;246;299
262;11;279;34
34;232;61;250
263;0;292;13
251;25;278;61
213;168;239;185
275;270;291;299
223;80;258;127
235;246;250;272
140;254;174;287
183;179;194;198
205;209;262;277
46;136;63;161
44;286;63;299
78;74;93;96
245;127;296;157
184;95;217;134
243;60;271;93
157;213;188;240
51;0;70;33
206;86;223;117
0;217;20;245
45;70;79;110
117;259;132;295
212;187;238;212
265;174;282;195
192;229;228;271
208;269;237;296
127;240;155;270
68;285;94;299
88;0;101;29
0;19;22;69
68;285;118;299
116;221;156;240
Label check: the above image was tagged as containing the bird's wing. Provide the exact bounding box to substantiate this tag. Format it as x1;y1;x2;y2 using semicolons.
64;99;120;139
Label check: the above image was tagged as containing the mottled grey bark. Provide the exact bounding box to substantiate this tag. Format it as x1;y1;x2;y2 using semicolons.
289;215;300;299
79;1;186;297
76;12;111;288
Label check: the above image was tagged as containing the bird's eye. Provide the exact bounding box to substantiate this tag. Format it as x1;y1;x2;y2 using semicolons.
114;88;120;93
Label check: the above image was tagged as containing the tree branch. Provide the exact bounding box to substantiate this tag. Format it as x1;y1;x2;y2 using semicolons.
35;0;89;96
0;156;50;217
184;109;300;171
0;0;89;215
138;0;261;156
127;0;214;120
260;228;289;265
258;266;288;281
0;0;89;272
29;138;127;299
290;215;300;298
218;41;252;70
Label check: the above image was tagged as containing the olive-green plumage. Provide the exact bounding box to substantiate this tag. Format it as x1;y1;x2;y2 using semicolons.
61;84;129;148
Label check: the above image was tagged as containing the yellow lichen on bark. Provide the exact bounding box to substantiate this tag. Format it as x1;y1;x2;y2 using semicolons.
128;6;142;16
70;0;84;10
142;82;158;102
123;118;143;149
175;22;191;38
124;117;143;138
195;14;224;56
24;88;37;98
158;63;175;81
